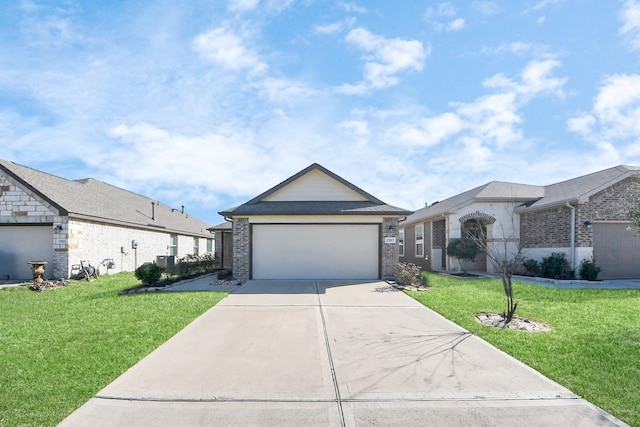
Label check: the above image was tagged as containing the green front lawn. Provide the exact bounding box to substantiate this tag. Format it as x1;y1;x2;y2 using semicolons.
0;273;229;427
407;272;640;426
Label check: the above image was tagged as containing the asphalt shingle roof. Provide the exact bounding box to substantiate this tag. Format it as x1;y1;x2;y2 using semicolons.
402;165;640;226
221;201;411;216
0;159;213;236
219;163;412;217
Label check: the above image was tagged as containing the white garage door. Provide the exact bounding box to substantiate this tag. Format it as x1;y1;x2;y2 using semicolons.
252;224;379;279
0;225;54;280
593;222;640;279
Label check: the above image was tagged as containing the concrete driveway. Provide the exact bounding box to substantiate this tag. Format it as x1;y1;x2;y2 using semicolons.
59;280;627;426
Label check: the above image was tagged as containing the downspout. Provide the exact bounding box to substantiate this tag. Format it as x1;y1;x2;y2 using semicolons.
565;202;576;273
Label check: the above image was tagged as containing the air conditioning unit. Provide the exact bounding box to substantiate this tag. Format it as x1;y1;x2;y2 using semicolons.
156;255;175;273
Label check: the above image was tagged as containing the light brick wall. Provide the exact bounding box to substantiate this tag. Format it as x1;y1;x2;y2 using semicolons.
66;219;213;277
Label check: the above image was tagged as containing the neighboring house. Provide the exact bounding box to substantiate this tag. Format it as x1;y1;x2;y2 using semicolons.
0;159;214;281
210;220;233;270
218;163;412;281
400;165;640;280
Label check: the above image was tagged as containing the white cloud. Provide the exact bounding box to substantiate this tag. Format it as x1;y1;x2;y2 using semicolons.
482;42;549;56
568;74;640;158
252;77;319;104
447;18;465;31
425;2;466;32
314;17;356;35
340;28;427;93
620;0;640;50
482;58;566;98
227;0;260;12
192;27;267;75
338;2;367;14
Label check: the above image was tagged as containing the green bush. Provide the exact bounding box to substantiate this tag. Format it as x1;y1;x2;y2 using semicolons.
175;253;218;277
541;252;570;279
446;237;480;273
579;257;602;281
393;262;427;287
522;259;541;277
134;263;164;284
446;237;480;261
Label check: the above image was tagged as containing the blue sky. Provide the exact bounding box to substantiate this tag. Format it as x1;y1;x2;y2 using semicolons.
2;0;640;225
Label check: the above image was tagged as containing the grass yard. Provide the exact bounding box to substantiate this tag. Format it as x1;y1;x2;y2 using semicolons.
407;272;640;426
0;273;229;427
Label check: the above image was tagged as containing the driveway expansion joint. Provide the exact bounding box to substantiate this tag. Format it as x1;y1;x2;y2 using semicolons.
316;280;346;427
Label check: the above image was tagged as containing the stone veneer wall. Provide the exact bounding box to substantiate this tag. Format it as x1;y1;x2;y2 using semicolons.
232;218;250;281
1;175;65;277
0;178;59;224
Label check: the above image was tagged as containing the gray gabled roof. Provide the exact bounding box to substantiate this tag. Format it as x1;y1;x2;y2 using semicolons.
403;181;544;226
402;165;640;227
518;165;640;211
220;163;412;217
0;159;213;236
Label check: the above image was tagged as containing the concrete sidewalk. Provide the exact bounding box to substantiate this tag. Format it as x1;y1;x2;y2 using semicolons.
59;280;628;426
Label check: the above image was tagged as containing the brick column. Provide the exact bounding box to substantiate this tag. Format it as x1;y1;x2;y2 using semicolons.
232;218;250;281
382;217;399;279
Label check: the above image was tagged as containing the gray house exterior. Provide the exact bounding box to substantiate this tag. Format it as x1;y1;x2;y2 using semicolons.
0;159;214;281
400;165;640;280
219;163;412;281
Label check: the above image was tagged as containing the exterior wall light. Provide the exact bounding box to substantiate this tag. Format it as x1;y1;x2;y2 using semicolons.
584;220;592;229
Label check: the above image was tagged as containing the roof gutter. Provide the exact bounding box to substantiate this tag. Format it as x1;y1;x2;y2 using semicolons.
565;201;576;273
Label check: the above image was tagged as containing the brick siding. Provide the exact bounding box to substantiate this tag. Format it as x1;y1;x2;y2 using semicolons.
576;177;638;247
520;206;572;248
232;218;250;281
382;217;399;279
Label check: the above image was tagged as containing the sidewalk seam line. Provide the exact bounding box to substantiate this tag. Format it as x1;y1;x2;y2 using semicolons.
316;280;346;427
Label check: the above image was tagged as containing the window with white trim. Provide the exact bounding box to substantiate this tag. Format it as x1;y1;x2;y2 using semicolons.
169;234;178;256
193;237;200;255
399;229;405;257
415;224;424;257
206;238;213;253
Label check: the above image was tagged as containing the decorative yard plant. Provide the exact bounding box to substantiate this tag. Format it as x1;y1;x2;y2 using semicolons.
393;262;427;288
579;257;602;281
175;253;218;277
446;237;480;274
465;207;523;324
134;263;164;284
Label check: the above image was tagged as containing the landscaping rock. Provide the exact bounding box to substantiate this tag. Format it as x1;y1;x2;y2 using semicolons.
475;312;552;332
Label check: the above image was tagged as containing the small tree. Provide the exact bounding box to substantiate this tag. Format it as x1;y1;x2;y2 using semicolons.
465;206;523;324
446;237;480;274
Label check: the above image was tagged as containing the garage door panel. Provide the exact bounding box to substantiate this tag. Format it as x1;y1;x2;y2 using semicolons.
593;223;640;279
0;225;54;280
252;224;379;280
